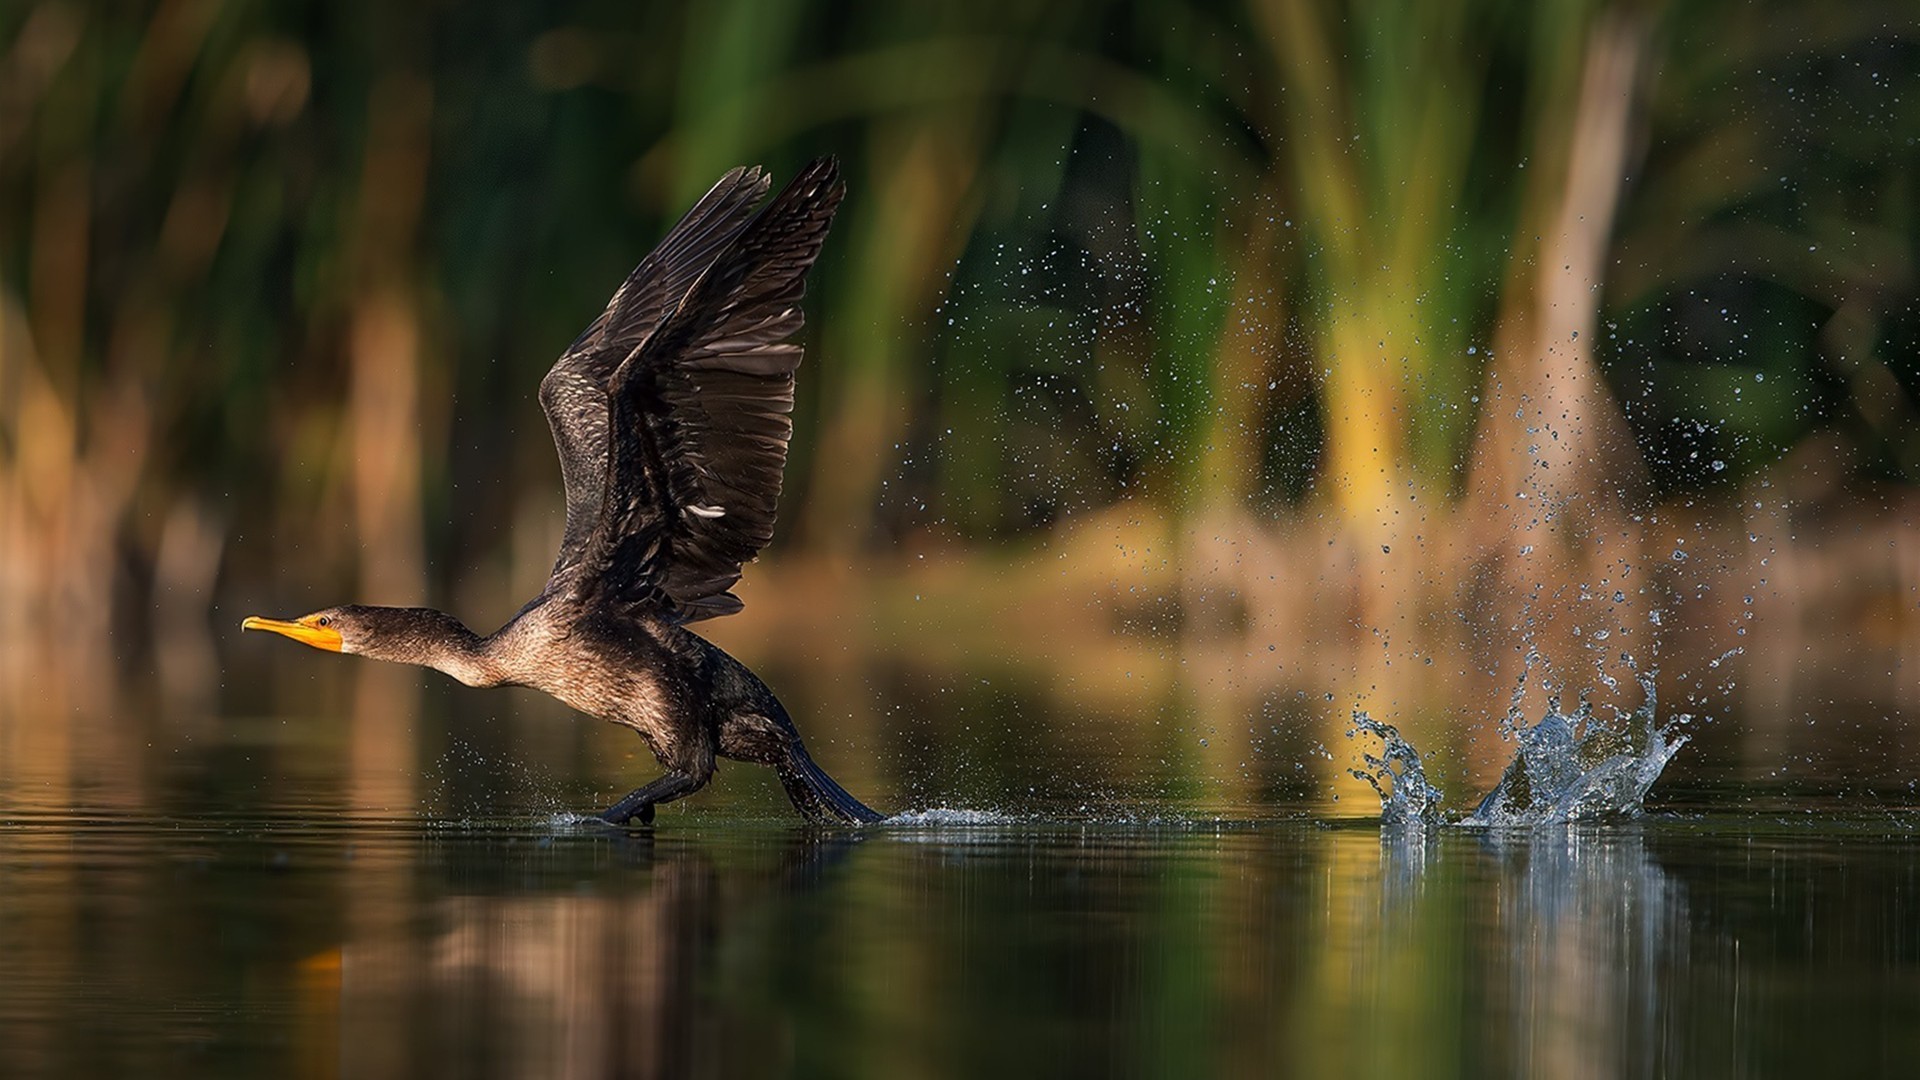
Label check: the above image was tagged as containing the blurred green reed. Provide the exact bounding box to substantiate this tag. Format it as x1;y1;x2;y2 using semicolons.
1;0;1916;653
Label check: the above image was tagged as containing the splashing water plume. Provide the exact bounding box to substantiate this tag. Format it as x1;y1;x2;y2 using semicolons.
1349;714;1445;827
1349;672;1688;829
1464;672;1687;827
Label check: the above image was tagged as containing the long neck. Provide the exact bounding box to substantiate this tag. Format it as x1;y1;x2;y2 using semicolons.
353;607;504;688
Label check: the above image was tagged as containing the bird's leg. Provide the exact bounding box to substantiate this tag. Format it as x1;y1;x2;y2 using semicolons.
600;775;685;825
600;744;715;826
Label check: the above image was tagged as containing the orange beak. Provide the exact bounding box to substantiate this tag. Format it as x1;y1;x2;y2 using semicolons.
242;615;344;652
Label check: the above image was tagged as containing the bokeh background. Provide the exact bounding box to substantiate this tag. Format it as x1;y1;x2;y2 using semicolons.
2;0;1919;807
7;4;1920;1077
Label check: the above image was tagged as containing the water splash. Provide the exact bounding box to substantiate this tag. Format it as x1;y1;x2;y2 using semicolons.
1464;672;1687;827
1349;714;1444;827
882;807;1024;828
1348;671;1688;829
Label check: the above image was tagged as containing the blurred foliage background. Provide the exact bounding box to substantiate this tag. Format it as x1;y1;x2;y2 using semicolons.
6;14;1920;1071
2;0;1918;708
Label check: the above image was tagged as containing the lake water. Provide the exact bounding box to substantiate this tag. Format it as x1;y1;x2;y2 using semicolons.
1;641;1917;1078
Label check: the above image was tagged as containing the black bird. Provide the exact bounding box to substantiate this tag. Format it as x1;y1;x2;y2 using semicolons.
244;159;882;826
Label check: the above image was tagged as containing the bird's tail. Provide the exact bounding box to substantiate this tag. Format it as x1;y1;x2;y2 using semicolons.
777;743;884;826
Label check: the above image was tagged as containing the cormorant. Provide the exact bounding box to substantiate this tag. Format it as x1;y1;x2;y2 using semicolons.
244;159;882;826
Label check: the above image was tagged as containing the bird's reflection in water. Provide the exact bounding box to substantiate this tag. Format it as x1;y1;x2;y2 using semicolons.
334;829;863;1079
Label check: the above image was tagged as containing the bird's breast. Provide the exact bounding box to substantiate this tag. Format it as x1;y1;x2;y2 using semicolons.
514;628;686;738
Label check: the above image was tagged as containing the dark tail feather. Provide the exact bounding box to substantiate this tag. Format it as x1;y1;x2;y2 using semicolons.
777;744;884;826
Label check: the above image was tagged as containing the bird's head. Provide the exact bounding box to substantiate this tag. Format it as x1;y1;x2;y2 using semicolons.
244;604;491;684
243;604;482;670
242;605;373;654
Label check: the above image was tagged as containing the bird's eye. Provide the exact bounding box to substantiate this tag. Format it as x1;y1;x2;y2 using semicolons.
317;616;331;627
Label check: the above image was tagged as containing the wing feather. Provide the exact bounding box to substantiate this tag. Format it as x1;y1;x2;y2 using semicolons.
537;166;773;583
580;157;845;620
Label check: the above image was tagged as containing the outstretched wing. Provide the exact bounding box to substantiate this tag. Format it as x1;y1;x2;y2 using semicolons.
578;156;845;621
538;166;773;583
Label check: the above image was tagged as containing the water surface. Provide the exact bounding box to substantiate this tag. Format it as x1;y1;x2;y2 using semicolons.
2;654;1917;1078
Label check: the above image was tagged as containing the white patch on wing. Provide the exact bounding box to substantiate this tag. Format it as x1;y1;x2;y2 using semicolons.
684;503;726;519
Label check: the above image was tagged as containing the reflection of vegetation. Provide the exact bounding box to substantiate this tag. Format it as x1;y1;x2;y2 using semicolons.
7;786;1919;1075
